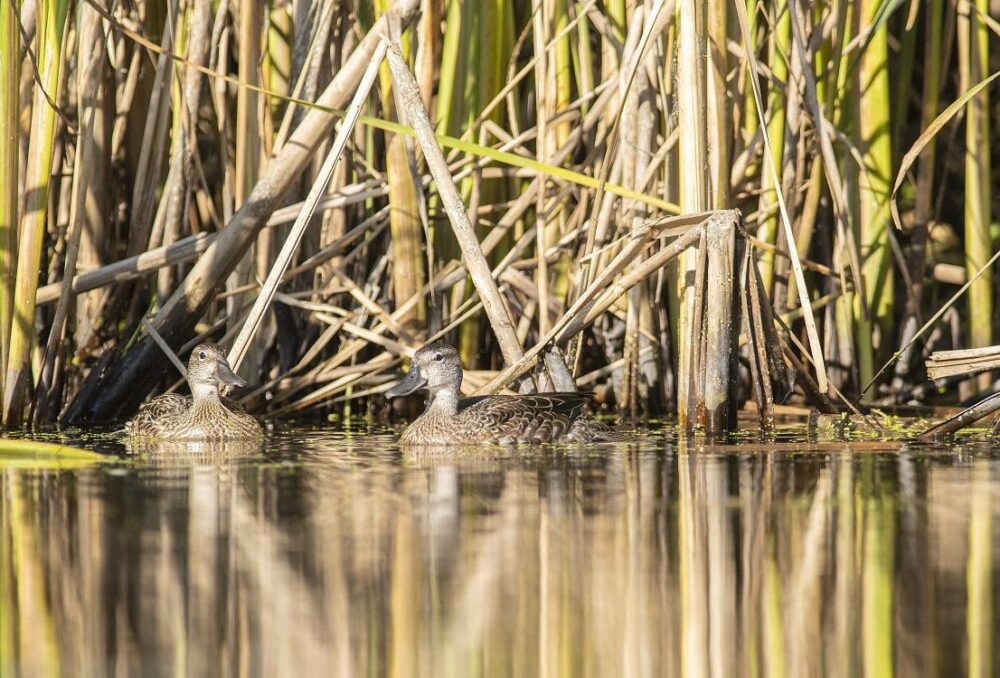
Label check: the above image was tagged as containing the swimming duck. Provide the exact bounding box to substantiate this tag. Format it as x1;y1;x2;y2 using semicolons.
125;343;262;440
386;341;613;445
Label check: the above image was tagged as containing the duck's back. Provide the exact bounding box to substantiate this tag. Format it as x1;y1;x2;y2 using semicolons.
402;392;610;445
126;394;261;440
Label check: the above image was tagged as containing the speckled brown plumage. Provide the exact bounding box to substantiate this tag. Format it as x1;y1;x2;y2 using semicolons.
387;342;615;446
125;344;262;441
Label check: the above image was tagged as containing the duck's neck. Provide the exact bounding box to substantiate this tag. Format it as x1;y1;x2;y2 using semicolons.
190;381;221;406
426;384;460;416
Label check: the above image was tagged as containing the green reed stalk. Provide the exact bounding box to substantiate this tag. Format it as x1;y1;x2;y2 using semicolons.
959;0;993;364
740;0;758;142
0;0;19;410
574;2;595;118
435;0;467;140
854;0;894;391
436;0;476;360
3;0;69;424
915;0;943;226
757;6;788;293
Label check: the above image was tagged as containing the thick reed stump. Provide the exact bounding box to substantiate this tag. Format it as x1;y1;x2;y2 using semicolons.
703;214;742;434
682;210;743;434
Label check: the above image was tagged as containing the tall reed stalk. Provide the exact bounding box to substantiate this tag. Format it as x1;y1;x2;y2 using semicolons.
0;0;19;410
757;6;788;292
3;0;69;423
676;0;708;427
959;0;993;376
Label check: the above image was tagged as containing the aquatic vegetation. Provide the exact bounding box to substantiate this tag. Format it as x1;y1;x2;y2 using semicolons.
0;0;991;434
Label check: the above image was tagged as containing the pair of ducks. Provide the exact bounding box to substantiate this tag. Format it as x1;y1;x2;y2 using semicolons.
128;342;612;445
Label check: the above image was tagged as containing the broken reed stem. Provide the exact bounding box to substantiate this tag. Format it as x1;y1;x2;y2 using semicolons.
385;39;524;366
702;213;738;434
229;40;388;371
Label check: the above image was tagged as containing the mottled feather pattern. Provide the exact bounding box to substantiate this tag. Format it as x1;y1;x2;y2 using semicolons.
126;396;260;440
125;343;261;441
399;393;612;445
388;342;620;446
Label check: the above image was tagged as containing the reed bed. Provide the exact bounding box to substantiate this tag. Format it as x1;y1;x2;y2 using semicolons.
0;0;995;426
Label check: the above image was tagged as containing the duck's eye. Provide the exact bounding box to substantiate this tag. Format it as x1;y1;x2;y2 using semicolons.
198;350;207;360
433;353;443;362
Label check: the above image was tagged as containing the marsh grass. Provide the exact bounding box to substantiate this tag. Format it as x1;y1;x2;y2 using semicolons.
0;0;994;426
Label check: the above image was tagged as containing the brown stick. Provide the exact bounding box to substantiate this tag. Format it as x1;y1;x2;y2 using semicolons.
917;391;1000;440
384;40;523;365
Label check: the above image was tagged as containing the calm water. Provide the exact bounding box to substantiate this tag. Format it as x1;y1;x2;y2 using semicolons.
1;424;998;677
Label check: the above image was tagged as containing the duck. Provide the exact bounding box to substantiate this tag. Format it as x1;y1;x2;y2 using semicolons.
386;341;613;445
125;343;263;440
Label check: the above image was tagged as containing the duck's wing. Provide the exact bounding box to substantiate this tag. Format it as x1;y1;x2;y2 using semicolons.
459;393;596;442
220;396;247;414
137;393;192;419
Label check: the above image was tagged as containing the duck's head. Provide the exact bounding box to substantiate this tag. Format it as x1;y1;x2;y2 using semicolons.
386;341;463;399
187;343;246;397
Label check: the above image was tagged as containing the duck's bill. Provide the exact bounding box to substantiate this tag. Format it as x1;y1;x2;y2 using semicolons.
386;368;426;398
215;360;247;388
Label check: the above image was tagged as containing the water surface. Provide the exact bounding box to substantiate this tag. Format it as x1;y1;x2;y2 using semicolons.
1;424;997;677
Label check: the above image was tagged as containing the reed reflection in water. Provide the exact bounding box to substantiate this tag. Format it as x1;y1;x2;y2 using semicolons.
1;432;997;677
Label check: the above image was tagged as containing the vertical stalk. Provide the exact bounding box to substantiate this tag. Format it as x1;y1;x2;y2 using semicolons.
740;0;758;142
676;0;708;427
854;0;894;391
377;0;426;333
705;0;729;207
893;0;944;389
3;0;69;423
757;7;788;292
958;0;992;366
230;0;264;376
532;0;551;338
0;0;19;409
35;0;110;422
235;0;262;208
